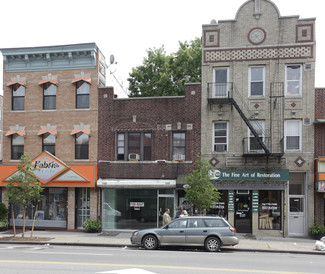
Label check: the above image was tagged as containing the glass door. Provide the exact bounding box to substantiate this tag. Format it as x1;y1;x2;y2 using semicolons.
158;191;174;227
76;188;90;229
213;68;229;97
235;191;252;233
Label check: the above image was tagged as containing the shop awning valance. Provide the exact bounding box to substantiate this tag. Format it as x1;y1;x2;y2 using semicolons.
6;80;27;87
37;129;58;136
97;178;176;189
38;79;59;86
5;130;26;137
71;129;91;135
315;119;325;123
71;78;91;85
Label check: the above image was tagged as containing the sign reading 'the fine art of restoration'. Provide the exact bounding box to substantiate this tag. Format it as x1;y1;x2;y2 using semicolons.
209;169;289;181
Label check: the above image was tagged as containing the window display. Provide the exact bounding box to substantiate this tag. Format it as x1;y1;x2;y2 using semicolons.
259;190;282;230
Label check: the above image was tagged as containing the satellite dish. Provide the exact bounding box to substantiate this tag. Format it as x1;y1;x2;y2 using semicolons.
110;54;115;65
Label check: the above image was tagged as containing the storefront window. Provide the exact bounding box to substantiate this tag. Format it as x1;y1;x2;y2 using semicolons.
9;188;67;229
102;189;158;230
259;190;281;230
208;190;228;219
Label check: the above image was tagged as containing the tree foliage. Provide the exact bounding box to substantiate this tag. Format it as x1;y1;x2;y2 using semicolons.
185;158;220;214
5;154;44;237
128;38;201;97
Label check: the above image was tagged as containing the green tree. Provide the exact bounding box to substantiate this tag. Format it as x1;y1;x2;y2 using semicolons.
128;38;201;97
5;154;43;237
185;158;220;215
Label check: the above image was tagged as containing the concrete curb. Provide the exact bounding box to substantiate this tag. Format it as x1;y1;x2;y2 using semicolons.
0;241;324;255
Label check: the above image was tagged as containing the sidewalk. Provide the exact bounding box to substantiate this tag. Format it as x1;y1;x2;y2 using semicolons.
0;230;323;255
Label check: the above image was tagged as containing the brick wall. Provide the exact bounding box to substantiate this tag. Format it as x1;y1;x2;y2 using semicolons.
315;88;325;224
97;84;201;180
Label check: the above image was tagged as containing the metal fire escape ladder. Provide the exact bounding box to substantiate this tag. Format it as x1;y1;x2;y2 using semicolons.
229;98;270;155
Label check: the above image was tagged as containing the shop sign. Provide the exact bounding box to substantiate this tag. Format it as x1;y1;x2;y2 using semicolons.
30;152;68;184
130;202;144;210
228;191;234;213
210;202;225;209
261;203;278;210
252;191;259;213
209;169;289;181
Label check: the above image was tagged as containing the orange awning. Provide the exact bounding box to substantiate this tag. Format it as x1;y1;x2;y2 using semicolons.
71;129;91;135
5;130;26;137
37;129;58;136
6;80;27;87
71;78;91;85
38;79;59;86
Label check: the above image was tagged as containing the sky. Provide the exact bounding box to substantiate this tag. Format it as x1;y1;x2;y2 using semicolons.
0;0;324;98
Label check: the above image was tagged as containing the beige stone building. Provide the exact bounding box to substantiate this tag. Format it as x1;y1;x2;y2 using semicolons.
201;0;315;236
0;43;107;229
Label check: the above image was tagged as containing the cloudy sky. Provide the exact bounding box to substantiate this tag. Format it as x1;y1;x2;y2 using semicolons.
0;0;323;97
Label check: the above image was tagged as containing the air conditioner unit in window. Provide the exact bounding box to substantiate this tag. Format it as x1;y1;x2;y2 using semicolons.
174;154;185;161
128;153;140;161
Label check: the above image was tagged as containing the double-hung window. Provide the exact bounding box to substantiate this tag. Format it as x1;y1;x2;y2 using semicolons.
285;65;302;96
248;121;265;151
116;132;152;161
172;132;186;161
249;67;265;96
42;133;56;155
11;135;24;160
284;120;301;151
75;132;89;159
43;83;56;110
213;122;228;152
76;81;90;109
12;84;25;111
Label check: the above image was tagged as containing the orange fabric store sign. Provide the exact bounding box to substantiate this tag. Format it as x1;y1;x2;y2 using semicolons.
0;151;96;187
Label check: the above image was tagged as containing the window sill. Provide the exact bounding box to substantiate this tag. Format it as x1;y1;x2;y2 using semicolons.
248;96;265;99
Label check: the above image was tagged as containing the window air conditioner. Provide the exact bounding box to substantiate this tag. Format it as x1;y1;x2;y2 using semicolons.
128;153;140;161
174;154;185;161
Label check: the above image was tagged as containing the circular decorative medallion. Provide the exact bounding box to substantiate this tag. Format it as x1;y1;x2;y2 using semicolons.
248;28;266;45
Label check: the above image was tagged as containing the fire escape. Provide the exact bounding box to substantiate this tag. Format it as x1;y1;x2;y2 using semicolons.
207;82;284;158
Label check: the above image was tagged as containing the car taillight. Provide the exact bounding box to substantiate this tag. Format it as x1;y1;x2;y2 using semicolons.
229;227;236;233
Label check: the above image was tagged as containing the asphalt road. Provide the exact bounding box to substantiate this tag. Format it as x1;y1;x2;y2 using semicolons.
0;244;323;274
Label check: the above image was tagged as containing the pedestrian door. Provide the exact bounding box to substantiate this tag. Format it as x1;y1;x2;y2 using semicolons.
158;190;174;227
76;188;90;229
235;191;252;233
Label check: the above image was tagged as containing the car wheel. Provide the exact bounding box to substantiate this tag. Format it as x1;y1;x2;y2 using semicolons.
205;236;221;252
142;235;158;250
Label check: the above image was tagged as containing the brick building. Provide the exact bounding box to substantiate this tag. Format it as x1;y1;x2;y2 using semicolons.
97;84;201;230
315;88;325;225
201;0;315;236
0;43;107;229
0;94;2;164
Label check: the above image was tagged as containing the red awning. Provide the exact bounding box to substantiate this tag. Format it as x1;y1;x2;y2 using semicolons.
6;81;27;87
37;129;58;136
5;130;26;137
71;129;91;135
71;78;91;85
38;79;59;86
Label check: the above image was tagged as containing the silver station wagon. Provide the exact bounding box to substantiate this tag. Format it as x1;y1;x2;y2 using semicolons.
130;216;239;252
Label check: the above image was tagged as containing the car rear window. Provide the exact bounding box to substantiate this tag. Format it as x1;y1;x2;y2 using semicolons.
204;219;227;227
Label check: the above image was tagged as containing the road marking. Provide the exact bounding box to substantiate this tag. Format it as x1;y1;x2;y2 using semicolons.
0;260;319;274
97;268;157;274
25;251;113;256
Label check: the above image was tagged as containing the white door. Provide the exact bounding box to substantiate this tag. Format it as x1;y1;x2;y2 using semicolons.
288;196;305;236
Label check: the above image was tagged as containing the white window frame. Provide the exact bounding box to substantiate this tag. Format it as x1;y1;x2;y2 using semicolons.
284;120;302;151
212;122;228;152
249;66;265;97
248;120;265;151
285;65;302;96
213;67;229;98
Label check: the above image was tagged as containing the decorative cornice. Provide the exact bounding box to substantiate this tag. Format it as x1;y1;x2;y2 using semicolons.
1;43;98;72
